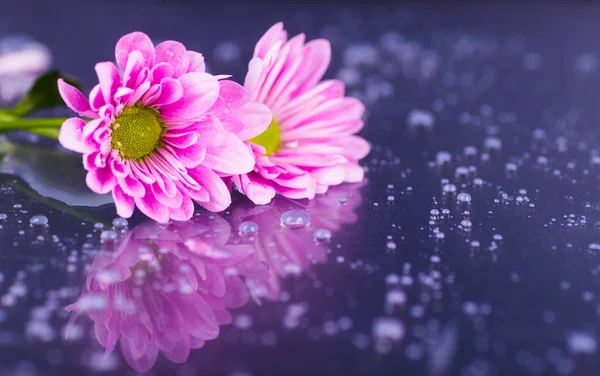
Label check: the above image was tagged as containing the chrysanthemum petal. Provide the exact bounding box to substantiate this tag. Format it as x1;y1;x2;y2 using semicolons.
112;185;135;218
115;32;155;72
160;72;219;120
254;22;287;59
155;40;189;78
134;188;170;224
58;118;95;153
203;132;255;174
168;196;194;221
86;167;116;194
186;51;205;73
189;165;230;212
57;79;96;118
95;62;120;105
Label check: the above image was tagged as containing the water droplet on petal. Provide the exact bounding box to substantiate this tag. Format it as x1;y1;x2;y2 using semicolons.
314;228;332;242
280;209;311;229
112;218;128;231
100;230;118;243
239;221;259;236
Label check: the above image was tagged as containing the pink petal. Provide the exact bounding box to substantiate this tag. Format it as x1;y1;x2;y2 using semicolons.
115;32;155;72
119;175;145;197
189;165;231;212
160;72;219;120
168;196;194;221
58;118;94;153
342;162;365;183
110;158;131;179
122;50;145;89
254;22;287;59
134;189;169;223
169;142;206;169
150;181;182;208
337;135;370;160
154;40;189;78
294;39;331;93
233;174;276;205
150;63;174;84
225;102;272;140
311;165;345;186
112;185;135;218
186;51;205;73
203;133;255;174
57;79;96;118
163;131;198;148
151;78;183;106
85;167;116;194
95;62;120;105
243;57;264;98
88;84;105;112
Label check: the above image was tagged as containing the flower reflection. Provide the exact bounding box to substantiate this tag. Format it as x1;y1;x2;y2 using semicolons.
67;182;364;372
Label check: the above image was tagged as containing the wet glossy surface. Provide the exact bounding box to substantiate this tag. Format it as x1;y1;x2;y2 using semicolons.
1;3;600;376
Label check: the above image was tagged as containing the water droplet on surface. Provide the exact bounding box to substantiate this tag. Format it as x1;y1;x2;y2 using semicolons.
338;197;347;204
443;184;457;195
457;192;472;204
407;109;435;128
280;209;311;229
112;218;128;231
0;213;6;220
100;230;118;243
314;228;332;242
29;215;48;228
436;151;452;166
93;222;104;231
461;219;473;230
484;136;502;151
239;221;259;236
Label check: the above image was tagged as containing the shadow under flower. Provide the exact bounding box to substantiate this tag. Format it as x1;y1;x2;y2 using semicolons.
66;181;365;373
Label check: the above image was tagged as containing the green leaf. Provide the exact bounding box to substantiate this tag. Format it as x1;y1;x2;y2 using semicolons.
9;69;82;117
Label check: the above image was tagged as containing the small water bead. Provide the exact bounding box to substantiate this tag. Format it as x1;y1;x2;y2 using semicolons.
536;156;548;165
505;163;518;175
100;230;118;243
435;232;445;241
441;208;450;216
338;197;347;204
387;241;397;250
29;215;48;228
13;204;22;209
112;218;128;231
430;209;440;218
280;209;311;229
314;228;332;242
493;234;503;242
239;221;259;236
0;214;6;220
455;166;469;181
461;219;473;230
443;183;457;195
588;243;600;252
93;222;104;231
407;109;435;129
473;178;484;186
484;136;502;151
457;193;472;204
435;151;452;166
470;240;481;248
464;146;477;158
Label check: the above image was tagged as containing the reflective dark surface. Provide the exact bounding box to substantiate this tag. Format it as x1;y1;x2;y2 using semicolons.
1;2;600;375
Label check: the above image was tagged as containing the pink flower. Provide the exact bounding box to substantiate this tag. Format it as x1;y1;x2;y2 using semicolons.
66;181;364;372
66;217;267;373
231;22;370;205
58;32;271;222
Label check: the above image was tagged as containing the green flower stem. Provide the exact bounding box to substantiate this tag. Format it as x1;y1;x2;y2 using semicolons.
0;117;67;131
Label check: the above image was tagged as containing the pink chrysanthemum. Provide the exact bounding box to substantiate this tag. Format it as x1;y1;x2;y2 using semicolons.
58;32;271;222
231;22;370;204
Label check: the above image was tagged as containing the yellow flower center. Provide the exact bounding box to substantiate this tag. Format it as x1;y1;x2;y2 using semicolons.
111;106;164;160
249;116;281;156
